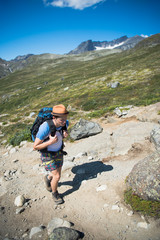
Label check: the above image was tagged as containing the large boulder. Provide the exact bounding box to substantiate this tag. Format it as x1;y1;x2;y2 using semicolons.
150;125;160;151
48;227;81;240
70;118;103;140
126;151;160;202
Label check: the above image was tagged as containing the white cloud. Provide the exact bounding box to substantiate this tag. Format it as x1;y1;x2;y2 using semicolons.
141;34;149;38
43;0;105;10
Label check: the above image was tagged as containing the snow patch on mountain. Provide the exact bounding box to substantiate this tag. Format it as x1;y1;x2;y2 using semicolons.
95;41;125;50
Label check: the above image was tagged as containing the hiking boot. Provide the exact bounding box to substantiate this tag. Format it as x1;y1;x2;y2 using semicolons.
52;191;64;205
44;175;52;192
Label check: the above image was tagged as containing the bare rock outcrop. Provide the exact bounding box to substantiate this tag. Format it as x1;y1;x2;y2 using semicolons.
150;125;160;151
126;151;160;202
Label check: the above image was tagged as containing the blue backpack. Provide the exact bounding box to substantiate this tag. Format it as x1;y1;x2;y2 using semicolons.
30;107;68;142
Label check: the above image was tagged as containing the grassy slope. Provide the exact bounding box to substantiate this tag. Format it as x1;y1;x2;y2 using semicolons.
0;42;160;140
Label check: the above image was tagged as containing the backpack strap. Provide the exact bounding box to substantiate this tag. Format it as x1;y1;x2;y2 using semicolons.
46;119;56;137
40;120;68;154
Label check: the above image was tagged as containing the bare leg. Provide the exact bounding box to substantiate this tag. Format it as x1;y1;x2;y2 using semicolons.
50;167;62;193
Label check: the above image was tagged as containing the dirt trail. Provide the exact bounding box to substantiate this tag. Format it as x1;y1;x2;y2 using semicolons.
0;111;160;240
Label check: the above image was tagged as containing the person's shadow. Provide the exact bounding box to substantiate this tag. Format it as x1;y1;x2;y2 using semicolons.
60;161;113;197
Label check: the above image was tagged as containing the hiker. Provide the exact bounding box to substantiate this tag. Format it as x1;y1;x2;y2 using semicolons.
33;104;69;204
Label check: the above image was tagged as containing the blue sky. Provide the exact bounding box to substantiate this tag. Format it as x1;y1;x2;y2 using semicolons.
0;0;159;60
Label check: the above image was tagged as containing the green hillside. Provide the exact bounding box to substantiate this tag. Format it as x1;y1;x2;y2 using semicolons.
0;35;160;143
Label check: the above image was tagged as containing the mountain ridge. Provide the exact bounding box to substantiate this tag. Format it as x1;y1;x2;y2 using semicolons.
68;35;145;54
0;33;159;80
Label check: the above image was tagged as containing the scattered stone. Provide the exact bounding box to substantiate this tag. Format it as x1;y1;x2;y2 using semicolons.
10;148;17;154
75;152;87;158
64;156;75;162
16;207;25;214
81;180;87;185
127;211;134;216
113;105;133;117
96;185;107;192
29;226;43;239
47;218;71;235
37;87;42;90
22;233;28;238
64;87;69;91
12;159;19;163
107;81;120;88
14;195;26;207
29;112;36;118
20;141;27;147
111;205;120;211
88;156;93;160
137;222;149;229
49;227;80;240
3;152;9;157
1;139;7;144
103;203;109;208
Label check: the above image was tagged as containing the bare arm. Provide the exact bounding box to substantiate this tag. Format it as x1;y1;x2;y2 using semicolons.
33;135;58;151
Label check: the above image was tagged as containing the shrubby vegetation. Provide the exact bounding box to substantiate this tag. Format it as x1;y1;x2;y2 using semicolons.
8;126;32;146
0;37;160;145
124;189;160;218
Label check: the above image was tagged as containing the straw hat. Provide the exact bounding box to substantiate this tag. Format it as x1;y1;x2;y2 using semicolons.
52;104;69;116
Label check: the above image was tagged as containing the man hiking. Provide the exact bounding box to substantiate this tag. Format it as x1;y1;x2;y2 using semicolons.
33;104;69;204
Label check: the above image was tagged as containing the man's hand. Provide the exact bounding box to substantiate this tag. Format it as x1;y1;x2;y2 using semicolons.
63;131;68;138
49;134;58;144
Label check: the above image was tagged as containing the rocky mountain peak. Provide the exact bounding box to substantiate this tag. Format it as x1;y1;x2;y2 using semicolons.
68;35;145;54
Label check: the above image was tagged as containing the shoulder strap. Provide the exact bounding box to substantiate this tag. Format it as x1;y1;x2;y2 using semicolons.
46;119;56;137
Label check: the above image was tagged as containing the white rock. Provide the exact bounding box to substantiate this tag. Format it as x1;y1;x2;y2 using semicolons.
20;141;27;146
81;180;87;185
7;145;12;150
96;185;107;192
104;203;109;208
75;152;87;158
127;210;134;216
16;207;25;214
12;159;19;163
3;152;9;157
64;87;69;91
29;112;36;118
88;156;93;160
137;222;149;229
14;195;25;207
29;227;43;239
10;148;17;154
112;205;120;210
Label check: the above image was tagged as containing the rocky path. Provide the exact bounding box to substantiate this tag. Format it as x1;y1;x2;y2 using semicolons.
0;104;160;240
